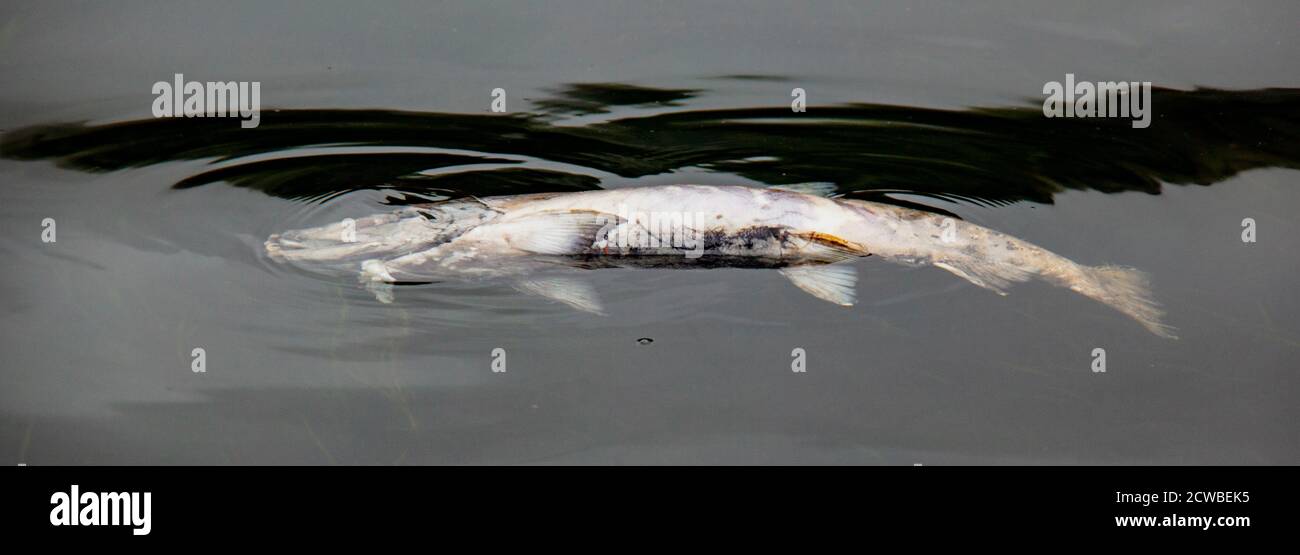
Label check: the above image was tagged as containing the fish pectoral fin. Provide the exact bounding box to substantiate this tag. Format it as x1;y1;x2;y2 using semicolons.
780;264;858;307
364;281;395;304
505;210;617;255
514;277;606;315
792;231;869;263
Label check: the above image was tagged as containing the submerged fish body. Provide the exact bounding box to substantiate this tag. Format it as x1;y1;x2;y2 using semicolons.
267;185;1175;337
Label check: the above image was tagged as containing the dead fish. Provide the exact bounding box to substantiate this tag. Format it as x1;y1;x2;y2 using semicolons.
266;185;1175;337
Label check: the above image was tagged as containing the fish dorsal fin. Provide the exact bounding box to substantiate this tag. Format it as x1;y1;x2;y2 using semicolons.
504;210;617;255
780;264;858;306
515;276;606;315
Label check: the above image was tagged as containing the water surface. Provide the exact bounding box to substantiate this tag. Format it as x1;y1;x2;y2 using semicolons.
1;1;1297;464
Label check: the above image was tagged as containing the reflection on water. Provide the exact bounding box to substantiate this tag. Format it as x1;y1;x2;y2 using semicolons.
5;84;1298;210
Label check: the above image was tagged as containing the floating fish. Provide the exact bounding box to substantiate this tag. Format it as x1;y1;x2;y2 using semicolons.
266;185;1174;337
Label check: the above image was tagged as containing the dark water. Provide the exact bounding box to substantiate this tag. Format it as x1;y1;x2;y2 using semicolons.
1;1;1297;464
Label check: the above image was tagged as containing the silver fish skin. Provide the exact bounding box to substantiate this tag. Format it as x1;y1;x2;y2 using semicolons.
266;185;1174;338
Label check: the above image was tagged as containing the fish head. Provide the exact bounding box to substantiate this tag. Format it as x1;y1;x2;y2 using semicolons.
265;198;498;266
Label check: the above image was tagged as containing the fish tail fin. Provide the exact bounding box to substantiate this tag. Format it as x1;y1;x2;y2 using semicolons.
848;199;1178;338
1070;264;1178;339
920;242;1177;339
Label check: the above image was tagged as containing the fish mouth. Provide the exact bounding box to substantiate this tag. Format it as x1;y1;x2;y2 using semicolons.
265;212;431;264
264;232;334;262
266;200;499;266
265;230;383;264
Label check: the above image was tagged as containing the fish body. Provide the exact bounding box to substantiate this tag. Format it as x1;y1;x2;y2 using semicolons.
267;185;1174;337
